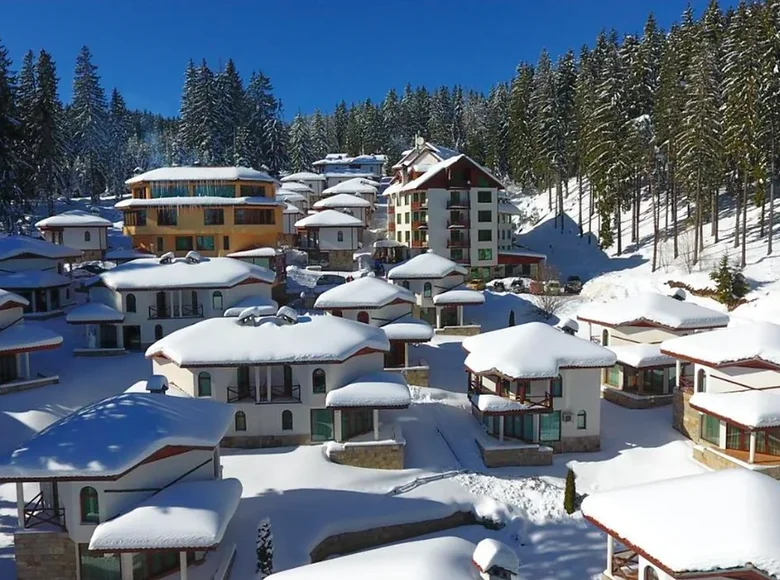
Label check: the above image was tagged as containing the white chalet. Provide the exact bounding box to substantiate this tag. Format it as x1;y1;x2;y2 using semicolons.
313;153;386;180
463;322;616;466
0;234;81;317
578;292;729;409
662;322;780;476
387;251;484;333
582;469;780;580
321;177;379;206
70;253;275;353
146;311;410;468
281;171;326;198
35;210;111;260
295;209;364;270
1;391;241;580
313;192;373;226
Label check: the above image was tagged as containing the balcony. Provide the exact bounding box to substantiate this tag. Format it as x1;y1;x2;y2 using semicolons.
411;201;426;211
446;198;470;209
148;303;204;320
447;238;470;249
468;380;553;411
23;492;65;530
447;219;469;229
412;220;427;230
411;240;428;249
388;205;395;214
228;384;301;404
388;222;396;231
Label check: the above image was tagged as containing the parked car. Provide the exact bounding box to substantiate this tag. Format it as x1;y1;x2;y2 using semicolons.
467;278;486;291
71;263;106;279
510;278;526;294
313;274;347;295
565;275;583;294
489;280;506;293
544;279;562;295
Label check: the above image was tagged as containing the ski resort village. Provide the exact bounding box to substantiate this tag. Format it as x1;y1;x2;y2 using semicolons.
2;1;780;579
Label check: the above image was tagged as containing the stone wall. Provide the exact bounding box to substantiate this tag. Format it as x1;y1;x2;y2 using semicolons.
549;436;601;454
14;530;77;580
328;250;355;271
385;365;429;388
327;442;404;470
221;433;310;448
602;388;673;409
693;446;780;480
434;325;481;337
477;440;553;467
310;510;478;562
673;389;700;443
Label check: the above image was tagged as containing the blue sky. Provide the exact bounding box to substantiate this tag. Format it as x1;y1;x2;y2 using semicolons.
0;0;730;118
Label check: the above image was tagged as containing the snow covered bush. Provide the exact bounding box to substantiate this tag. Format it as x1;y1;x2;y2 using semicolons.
256;517;274;576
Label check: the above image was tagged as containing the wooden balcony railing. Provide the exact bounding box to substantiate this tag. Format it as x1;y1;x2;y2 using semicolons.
228;384;301;404
447;219;469;228
446;199;470;209
468;380;553;411
447;238;470;248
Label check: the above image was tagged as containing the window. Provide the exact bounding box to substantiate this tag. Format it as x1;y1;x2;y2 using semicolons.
404;231;410;242
311;409;335;442
478;249;493;261
154;324;163;340
337;230;344;242
193;183;234;197
701;414;720;444
223;236;230;251
478;210;492;223
477;190;492;203
240;184;266;198
402;281;410;290
204;208;224;225
197;372;212;397
357;311;370;324
126;293;136;313
423;282;432;298
644;566;660;580
312;369;326;394
212;291;223;310
606;365;622;387
196;236;215;251
80;486;99;523
478;229;492;242
697;369;707;393
234;208;275;225
151;183;188;198
175;236;194;251
156;237;164;252
84;231;91;242
331;309;343;317
550;375;563;397
396;213;401;224
405;213;410;224
539;411;561;442
235;411;247;431
282;410;293;431
156;208;177;226
576;410;587;430
125;210;147;227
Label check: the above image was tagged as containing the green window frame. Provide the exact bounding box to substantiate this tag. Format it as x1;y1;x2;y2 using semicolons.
193;183;235;198
478;249;492;261
196;236;215;251
550;375;563;398
235;411;247;432
700;414;720;445
175;236;194;251
311;408;335;442
312;369;326;394
197;372;212;397
539;411;561;442
204;208;224;225
576;410;587;430
156;208;177;226
80;486;99;524
240;184;266;198
282;410;293;431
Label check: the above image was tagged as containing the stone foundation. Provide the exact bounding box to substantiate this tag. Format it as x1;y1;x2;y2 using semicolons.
693;445;780;480
14;530;77;580
673;388;700;443
385;365;429;388
548;436;601;454
221;433;310;448
603;387;673;409
327;441;404;470
476;439;553;467
327;250;355;271
81;249;105;261
434;325;481;337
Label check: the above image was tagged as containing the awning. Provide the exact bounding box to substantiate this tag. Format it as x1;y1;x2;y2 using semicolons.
66;302;125;324
0;324;63;354
326;371;410;409
381;315;434;342
433;288;485;306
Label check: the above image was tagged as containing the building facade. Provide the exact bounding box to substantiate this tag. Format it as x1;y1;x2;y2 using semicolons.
35;211;111;260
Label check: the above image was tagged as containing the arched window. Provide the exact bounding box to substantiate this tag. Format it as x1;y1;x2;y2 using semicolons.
197;372;212;397
337;230;344;242
84;231;91;242
80;486;99;523
423;282;432;298
601;329;609;346
312;369;326;394
235;411;247;432
154;324;163;340
126;293;136;313
402;281;410;290
212;291;223;310
576;410;587;430
644;567;660;580
357;311;370;324
697;369;707;393
282;410;293;431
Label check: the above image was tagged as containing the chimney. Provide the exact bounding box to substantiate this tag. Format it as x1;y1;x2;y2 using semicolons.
145;375;169;394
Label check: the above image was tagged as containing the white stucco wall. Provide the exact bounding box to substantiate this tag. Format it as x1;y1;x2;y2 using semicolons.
42;226;108;253
317;227;360;251
698;363;780;393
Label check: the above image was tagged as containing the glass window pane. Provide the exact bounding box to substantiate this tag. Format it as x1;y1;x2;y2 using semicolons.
539;411;561;442
311;409;334;442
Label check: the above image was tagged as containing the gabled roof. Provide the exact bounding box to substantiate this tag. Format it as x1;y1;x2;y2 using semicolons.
400;154;504;192
66;302;125;324
125;166;276;185
313;193;372;209
278;181;313;194
313;153;386;167
689;390;780;430
314;276;415;309
226;247;281;258
392;142;460;169
0;234;82;261
0;289;28;309
578;293;729;331
281;171;326;182
581;470;780;578
661;322;780;369
35;210;112;228
607;344;677;369
463;322;617;379
0;393;233;480
380;314;434;342
294;209;363;228
432;288;485;306
0;269;72;289
96;257;275;290
387;252;467;280
325;371;410;409
0;323;62;354
322;178;379;196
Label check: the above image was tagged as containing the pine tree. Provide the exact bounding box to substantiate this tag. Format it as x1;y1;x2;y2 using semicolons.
485;83;510;177
107;88;131;196
256;518;274;576
381;89;404;164
310;109;329;160
0;38;24;230
288;113;313;172
16;51;37;209
244;71;279;168
564;468;577;514
263;102;288;175
178;59;199;161
451;85;466;151
191;60;219;164
33;49;64;214
333;100;348;151
214;59;244;164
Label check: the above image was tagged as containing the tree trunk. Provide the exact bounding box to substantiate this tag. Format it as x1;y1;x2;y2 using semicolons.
651;174;658;272
561;177;569;234
742;171;748;267
548;175;552;212
588;175;593;245
672;164;679;259
770;155;775;256
616;193;623;256
760;198;766;238
711;184;719;243
578;173;583;237
734;173;741;248
693;167;701;265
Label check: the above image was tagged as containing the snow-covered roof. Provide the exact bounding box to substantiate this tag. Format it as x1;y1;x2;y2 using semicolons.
381;314;434;342
472;539;520;575
313;193;372;209
463;322;617;379
277;191;307;203
432;288;485;305
393;142;460;169
387;252;467;280
66;302;124;324
97;257;275;290
325;371;410;409
125;166;276;184
284;202;303;215
607;344;676;369
0;234;82;261
315;276;415;309
0;393;233;480
581;469;780;577
322;178;378;196
0;289;28;309
383;182;402;196
294;209;363;228
281;171;326;182
89;478;242;551
226;247;281;258
374;238;404;248
690;390;780;429
124;379;190;397
314;154;386;167
115;196;280;208
0;269;71;289
400;154;503;193
470;393;538;414
277;181;313;193
105;247;155;261
265;537;478;580
146;315;389;367
36;210;111;228
222;295;278;317
323;171;375;179
577;293;729;330
498;201;522;215
0;323;62;354
660;322;780;368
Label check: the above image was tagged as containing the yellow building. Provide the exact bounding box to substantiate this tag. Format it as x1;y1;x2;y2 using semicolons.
118;167;283;257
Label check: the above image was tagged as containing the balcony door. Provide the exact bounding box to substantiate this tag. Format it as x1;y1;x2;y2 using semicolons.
155;291;168;318
282;365;293;397
237;366;250;398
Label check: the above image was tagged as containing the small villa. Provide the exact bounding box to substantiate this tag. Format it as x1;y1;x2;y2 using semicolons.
69;252;275;353
387;251;485;335
312;192;373;226
0;390;241;580
462;322;616;467
661;322;780;477
146;309;410;469
582;469;780;580
295;209;364;270
227;246;287;302
35;210;112;260
321;177;379;206
281;171;326;198
577;292;728;408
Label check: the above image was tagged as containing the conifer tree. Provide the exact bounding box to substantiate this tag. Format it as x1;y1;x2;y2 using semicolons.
508;310;515;327
107;88;131;196
16;51;37;208
33;49;64;214
0;38;23;229
564;468;577;514
310;109;329;160
333;100;348;151
485;83;510;177
288;113;313;172
509;63;535;191
256;518;274;576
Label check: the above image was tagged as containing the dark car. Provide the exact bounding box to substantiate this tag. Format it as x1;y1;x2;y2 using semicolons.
565;276;583;294
509;278;526;294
